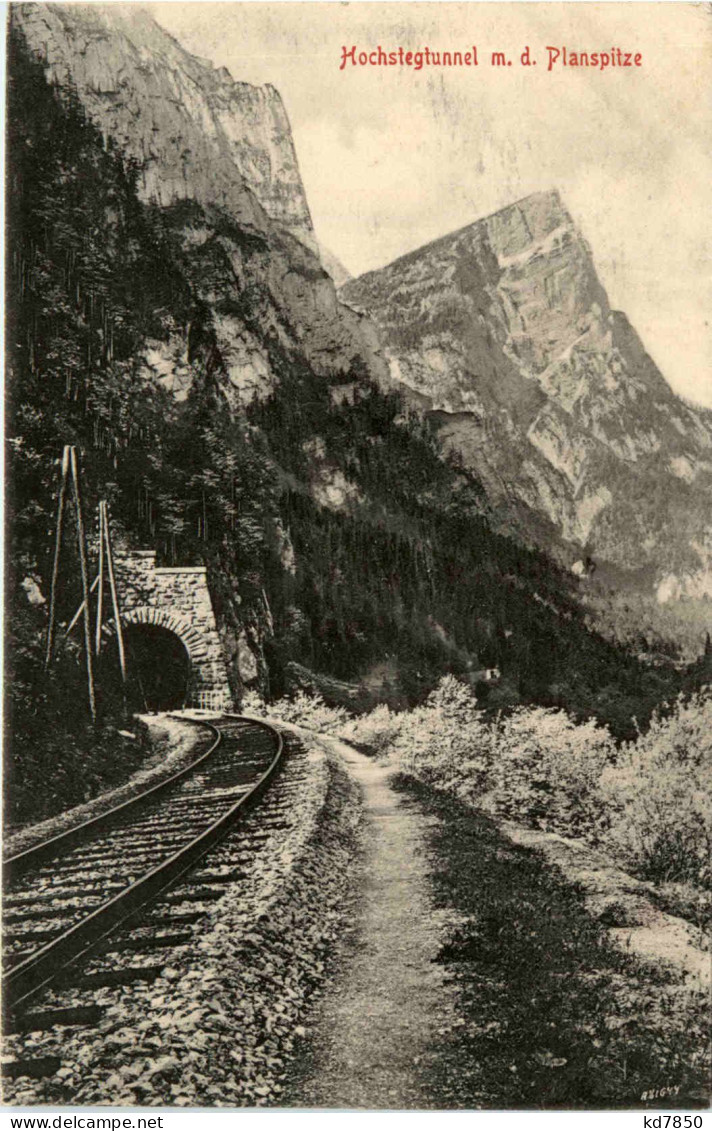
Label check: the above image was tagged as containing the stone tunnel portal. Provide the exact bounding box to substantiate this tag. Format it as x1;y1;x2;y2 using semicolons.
108;551;233;712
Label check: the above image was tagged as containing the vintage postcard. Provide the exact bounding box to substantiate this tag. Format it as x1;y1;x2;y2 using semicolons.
3;0;710;1116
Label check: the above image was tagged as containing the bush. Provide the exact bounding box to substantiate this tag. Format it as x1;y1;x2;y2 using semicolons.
349;678;614;836
479;708;614;837
251;679;712;896
339;703;404;757
242;689;350;734
376;677;495;802
599;691;712;888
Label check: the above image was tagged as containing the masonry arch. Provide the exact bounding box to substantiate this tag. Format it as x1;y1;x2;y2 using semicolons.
115;605;209;665
102;606;208;711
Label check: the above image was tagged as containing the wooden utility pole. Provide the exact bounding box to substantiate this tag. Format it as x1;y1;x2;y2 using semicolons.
95;499;105;656
102;500;127;683
70;447;96;722
65;576;99;637
44;446;70;670
64;499;127;684
44;445;96;722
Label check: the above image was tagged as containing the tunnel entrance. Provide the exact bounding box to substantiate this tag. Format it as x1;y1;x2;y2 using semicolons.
122;624;191;712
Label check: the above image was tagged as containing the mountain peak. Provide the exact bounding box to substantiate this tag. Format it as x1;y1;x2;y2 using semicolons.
342;196;712;589
481;188;570;259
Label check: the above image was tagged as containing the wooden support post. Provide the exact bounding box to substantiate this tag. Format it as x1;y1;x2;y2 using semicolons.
69;447;96;722
95;502;105;656
65;575;99;637
103;501;127;683
44;446;70;669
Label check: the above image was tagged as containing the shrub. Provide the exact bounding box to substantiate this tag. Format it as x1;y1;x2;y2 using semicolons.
339;703;404;757
243;689;350;734
479;708;614;837
599;690;712;888
250;678;712;896
384;677;494;802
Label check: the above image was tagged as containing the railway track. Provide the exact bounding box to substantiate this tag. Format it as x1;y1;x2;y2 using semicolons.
2;715;291;1077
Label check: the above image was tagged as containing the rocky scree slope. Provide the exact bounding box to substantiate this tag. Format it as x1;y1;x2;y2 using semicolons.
12;3;382;409
342;191;712;603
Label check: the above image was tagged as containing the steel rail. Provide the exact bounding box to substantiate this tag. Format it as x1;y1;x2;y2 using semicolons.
3;716;284;1017
3;718;222;884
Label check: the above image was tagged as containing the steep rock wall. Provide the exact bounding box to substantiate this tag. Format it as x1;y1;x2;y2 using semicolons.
14;2;317;253
342;191;712;594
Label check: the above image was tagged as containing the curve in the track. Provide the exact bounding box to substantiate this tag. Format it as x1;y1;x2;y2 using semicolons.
2;716;283;1018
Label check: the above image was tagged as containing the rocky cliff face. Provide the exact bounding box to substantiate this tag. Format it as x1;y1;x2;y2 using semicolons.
13;2;317;253
342;192;712;600
11;3;383;410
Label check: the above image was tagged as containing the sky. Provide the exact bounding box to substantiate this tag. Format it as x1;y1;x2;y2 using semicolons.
145;1;711;408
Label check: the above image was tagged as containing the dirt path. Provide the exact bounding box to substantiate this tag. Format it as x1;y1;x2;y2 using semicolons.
282;735;709;1111
284;738;457;1109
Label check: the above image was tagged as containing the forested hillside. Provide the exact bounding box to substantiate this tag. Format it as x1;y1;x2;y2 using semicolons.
6;25;706;821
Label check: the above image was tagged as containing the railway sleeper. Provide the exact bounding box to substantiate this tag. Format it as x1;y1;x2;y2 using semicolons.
60;848;192;872
3;884;123;905
69;812;209;838
141;806;228;823
126;801;214;817
70;840;198;863
6;1004;105;1035
139;826;226;845
3;952;38;973
63;845;198;871
30;850;180;875
2;904;79;922
54;965;165;991
3;926;73;947
145;911;205;927
184;778;254;796
220;768;269;782
207;769;266;778
162;887;229;904
204;849;261;868
234;833;272;846
161;798;229;812
103;931;194;953
202;770;260;781
189;870;247;885
137;808;237;827
198;785;253;798
118;816;220;834
67;832;204;860
115;807;228;829
64;829;185;855
115;843;229;867
3;904;92;923
1;1055;63;1080
19;869;140;892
